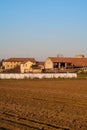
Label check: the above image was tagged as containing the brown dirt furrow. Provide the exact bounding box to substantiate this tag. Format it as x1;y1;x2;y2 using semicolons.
0;112;70;130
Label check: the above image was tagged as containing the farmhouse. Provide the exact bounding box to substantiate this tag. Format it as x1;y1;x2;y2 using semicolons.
2;58;36;73
45;57;87;72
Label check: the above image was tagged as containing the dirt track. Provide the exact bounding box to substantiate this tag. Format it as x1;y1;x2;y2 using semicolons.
0;79;87;130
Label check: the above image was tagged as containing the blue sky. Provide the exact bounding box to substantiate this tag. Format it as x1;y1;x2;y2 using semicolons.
0;0;87;60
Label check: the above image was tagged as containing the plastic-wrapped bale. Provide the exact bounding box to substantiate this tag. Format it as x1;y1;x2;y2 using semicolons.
74;73;77;78
33;74;42;79
14;74;20;79
24;74;29;79
45;74;51;78
38;74;43;79
67;73;72;78
11;74;16;79
0;74;5;79
5;74;11;79
59;73;66;78
30;74;34;79
54;74;59;78
19;74;24;79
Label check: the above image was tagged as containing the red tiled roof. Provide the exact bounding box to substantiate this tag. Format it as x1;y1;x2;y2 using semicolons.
49;57;87;67
4;58;36;63
37;61;45;66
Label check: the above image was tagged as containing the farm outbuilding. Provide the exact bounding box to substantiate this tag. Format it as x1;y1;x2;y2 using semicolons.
45;57;87;72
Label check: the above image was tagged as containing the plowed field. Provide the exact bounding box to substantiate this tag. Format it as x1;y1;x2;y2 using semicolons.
0;79;87;130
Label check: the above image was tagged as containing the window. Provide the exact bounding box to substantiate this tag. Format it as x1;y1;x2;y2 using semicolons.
7;65;9;68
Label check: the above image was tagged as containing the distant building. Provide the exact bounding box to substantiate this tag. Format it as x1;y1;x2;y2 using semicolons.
2;55;87;73
2;58;36;73
29;61;45;73
36;61;45;70
75;54;85;58
45;57;87;72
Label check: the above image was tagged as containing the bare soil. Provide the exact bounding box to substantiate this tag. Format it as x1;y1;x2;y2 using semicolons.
0;79;87;130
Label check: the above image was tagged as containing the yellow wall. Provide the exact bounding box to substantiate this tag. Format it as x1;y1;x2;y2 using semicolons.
20;61;34;73
45;58;53;69
2;60;35;73
2;61;21;70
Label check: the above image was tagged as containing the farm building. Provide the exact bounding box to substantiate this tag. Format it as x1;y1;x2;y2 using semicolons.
28;61;45;73
45;57;87;72
2;58;36;73
36;61;45;70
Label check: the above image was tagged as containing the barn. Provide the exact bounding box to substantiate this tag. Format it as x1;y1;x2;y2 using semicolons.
45;57;87;72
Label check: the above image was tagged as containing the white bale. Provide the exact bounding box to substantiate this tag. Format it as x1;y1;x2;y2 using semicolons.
24;74;29;79
5;74;11;79
0;73;77;79
0;74;5;79
19;74;24;79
